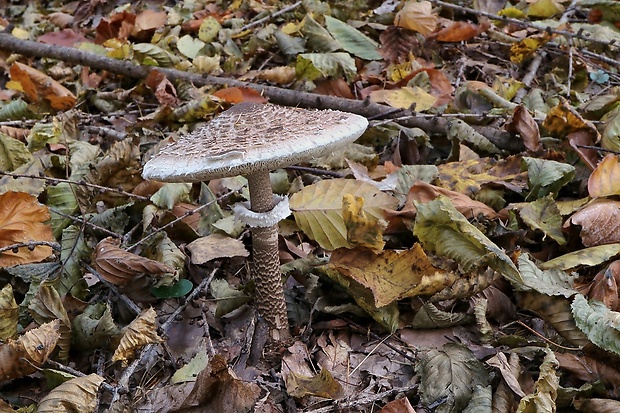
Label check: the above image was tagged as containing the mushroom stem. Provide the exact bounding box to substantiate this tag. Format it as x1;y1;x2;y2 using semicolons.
246;171;290;340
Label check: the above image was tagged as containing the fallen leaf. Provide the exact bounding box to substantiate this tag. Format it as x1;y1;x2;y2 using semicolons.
0;191;54;267
186;233;249;265
9;62;77;110
588;154;620;198
394;1;437;36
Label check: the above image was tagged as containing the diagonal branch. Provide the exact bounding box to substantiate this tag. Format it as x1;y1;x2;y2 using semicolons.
0;33;519;151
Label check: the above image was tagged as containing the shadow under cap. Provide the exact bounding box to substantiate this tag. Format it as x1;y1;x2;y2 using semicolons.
141;102;369;183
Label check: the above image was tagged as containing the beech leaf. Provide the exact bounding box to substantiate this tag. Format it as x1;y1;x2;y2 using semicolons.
0;191;55;267
290;179;398;250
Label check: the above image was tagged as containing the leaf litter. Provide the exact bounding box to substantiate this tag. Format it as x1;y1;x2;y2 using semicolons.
3;0;620;411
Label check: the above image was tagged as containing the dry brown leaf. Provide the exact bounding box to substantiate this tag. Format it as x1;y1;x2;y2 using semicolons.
380;393;417;412
186;233;249;265
112;307;163;365
286;368;343;399
394;1;437;36
407;180;499;220
588;267;619;311
0;284;18;341
588;154;620;198
567;200;620;247
505;105;541;152
432;21;482;42
556;352;620;390
92;237;174;286
0;320;60;382
180;354;261;412
212;87;268;104
0;191;54;267
8;62;76;110
37;373;105;413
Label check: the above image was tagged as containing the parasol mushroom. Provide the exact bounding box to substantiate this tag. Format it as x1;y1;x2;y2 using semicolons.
142;102;368;341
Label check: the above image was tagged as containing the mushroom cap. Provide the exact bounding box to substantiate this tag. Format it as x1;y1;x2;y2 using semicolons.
142;102;369;182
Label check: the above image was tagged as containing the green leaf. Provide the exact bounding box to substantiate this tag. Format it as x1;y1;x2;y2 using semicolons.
198;17;221;43
151;279;193;298
275;30;306;58
518;195;566;245
540;243;620;270
413;196;523;284
72;303;120;351
516;253;577;297
0;98;32;121
0;132;33;171
522;157;575;200
447;120;501;154
572;294;620;356
210;279;252;317
296;52;357;81
151;183;192;210
0;159;46;196
58;225;91;299
301;14;340;53
417;343;489;412
324;15;381;60
133;43;180;67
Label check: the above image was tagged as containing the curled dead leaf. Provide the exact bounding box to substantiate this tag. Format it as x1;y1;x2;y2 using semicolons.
92;237;174;286
37;373;105;413
0;319;61;382
112;307;163;365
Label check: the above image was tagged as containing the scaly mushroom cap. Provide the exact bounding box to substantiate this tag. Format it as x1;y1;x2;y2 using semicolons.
142;102;369;182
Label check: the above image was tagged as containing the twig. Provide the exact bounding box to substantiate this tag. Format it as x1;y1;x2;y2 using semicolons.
49;207;122;239
46;359;116;393
0;170;149;201
238;1;303;32
0;240;61;255
80;262;143;315
108;264;220;407
304;383;419;413
0;33;520;151
126;188;237;251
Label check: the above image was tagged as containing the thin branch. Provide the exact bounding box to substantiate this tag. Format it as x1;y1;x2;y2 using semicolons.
0;170;150;201
0;33;520;151
238;1;302;32
0;240;61;255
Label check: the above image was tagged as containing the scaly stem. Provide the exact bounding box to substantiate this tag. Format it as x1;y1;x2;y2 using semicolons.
246;171;290;341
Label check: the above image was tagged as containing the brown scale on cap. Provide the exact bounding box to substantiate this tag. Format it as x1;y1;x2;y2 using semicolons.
142;102;368;342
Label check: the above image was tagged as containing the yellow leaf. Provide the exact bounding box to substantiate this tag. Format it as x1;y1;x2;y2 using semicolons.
510;37;548;64
342;194;386;251
285;368;343;399
112;308;163;365
369;86;437;110
0;191;54;267
38;373;104;413
588;154;620;198
528;0;564;18
328;244;460;307
290;179;398;250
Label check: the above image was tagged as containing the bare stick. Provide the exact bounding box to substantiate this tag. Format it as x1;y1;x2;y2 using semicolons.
239;1;302;32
